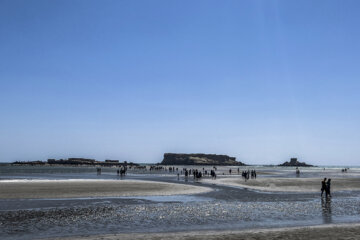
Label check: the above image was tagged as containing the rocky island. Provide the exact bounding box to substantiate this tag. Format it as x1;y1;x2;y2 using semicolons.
278;158;314;167
12;158;137;167
161;153;246;166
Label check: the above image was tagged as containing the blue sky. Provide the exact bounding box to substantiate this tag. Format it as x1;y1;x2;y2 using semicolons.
1;0;360;165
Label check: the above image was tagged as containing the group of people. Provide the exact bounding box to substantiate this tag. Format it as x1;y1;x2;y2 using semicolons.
116;166;127;176
321;178;332;198
210;169;217;179
112;165;259;182
183;168;207;180
149;166;166;171
242;169;257;181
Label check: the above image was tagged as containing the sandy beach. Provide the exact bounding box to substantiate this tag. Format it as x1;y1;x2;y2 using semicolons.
2;165;360;240
47;223;360;240
0;179;212;199
203;177;360;192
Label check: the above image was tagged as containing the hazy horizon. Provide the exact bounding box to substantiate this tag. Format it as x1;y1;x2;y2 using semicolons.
1;0;360;165
3;154;360;167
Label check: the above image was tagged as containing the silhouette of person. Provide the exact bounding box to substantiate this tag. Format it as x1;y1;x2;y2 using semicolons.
321;178;327;197
326;179;332;197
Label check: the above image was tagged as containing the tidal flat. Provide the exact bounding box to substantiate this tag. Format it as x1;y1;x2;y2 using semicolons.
1;165;360;240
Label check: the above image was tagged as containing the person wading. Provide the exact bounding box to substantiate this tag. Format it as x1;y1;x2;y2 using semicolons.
326;179;332;198
321;178;327;197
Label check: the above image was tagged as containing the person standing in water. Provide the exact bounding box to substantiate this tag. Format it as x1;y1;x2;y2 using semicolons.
321;178;327;197
326;179;332;197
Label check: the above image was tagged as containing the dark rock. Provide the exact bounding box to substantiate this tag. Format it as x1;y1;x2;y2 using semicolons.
161;153;246;166
12;158;137;167
278;158;313;167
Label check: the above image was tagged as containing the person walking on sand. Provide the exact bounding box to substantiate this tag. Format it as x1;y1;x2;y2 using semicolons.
326;179;332;197
321;178;327;197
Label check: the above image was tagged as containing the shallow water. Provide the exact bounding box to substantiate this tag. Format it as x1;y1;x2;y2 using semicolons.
1;193;360;240
1;164;360;180
1;164;360;240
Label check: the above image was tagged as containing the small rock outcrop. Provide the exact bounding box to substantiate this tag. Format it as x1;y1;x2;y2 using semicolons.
161;153;246;166
279;158;313;167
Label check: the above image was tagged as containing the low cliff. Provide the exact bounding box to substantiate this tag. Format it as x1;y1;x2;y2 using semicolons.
161;153;246;166
12;158;138;167
278;158;313;167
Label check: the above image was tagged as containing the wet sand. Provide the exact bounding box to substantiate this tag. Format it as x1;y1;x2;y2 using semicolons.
48;223;360;240
203;177;360;192
2;166;360;240
0;179;212;199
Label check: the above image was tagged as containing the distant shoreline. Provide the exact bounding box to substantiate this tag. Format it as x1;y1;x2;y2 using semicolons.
2;163;360;168
10;158;138;168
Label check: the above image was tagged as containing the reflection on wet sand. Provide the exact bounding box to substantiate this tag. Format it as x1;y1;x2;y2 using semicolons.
321;197;332;224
